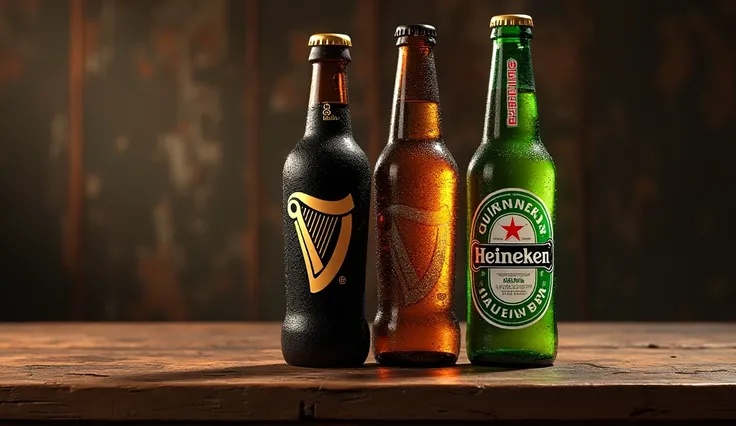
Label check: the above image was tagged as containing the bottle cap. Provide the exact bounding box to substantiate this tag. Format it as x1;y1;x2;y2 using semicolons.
308;33;352;47
394;24;437;38
490;14;534;28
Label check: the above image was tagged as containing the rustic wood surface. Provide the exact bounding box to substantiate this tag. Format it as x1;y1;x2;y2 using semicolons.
0;323;733;423
6;0;735;324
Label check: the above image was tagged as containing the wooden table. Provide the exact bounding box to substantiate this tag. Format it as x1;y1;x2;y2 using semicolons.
0;323;734;425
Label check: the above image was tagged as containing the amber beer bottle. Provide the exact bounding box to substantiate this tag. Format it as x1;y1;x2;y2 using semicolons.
281;34;371;367
373;24;460;367
466;14;558;366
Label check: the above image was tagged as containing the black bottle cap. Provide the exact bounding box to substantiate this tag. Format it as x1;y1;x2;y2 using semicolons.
393;24;437;38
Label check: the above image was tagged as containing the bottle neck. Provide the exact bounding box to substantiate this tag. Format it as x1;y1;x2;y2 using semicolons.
304;59;352;138
389;38;442;142
482;27;539;147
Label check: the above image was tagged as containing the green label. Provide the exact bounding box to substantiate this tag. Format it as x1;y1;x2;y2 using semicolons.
469;188;554;329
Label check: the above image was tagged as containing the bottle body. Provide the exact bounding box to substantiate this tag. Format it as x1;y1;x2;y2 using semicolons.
282;36;370;368
373;26;460;367
466;17;558;366
373;138;460;366
466;142;557;365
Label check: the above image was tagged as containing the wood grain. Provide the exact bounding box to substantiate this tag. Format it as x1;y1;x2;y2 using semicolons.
0;323;732;422
0;0;72;320
244;0;261;320
81;0;247;321
353;0;381;324
1;0;736;325
587;0;736;320
67;0;85;319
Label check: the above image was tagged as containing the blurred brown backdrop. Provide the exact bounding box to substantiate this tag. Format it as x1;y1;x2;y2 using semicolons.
0;0;733;322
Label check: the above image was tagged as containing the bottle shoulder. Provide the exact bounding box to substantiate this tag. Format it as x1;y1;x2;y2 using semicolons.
468;141;554;172
285;135;370;174
283;137;372;206
375;140;458;174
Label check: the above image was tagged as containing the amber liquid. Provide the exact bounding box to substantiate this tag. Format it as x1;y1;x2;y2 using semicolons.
373;100;460;367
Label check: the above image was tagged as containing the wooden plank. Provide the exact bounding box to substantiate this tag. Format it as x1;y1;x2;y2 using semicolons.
7;422;730;426
67;0;86;319
570;0;591;319
353;0;381;322
0;323;732;422
587;0;736;320
0;422;731;426
81;0;248;320
244;0;261;320
0;0;73;320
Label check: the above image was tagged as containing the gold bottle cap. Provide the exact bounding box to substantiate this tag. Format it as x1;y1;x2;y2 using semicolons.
490;14;534;28
308;33;352;47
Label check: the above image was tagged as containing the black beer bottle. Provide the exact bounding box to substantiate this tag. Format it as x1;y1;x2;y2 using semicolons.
281;33;371;367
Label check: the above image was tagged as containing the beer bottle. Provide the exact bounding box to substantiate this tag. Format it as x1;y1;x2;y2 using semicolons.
466;14;557;366
281;33;371;368
373;24;460;367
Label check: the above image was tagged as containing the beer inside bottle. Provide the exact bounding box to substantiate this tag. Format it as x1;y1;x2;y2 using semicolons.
373;24;460;367
466;14;558;366
281;33;371;368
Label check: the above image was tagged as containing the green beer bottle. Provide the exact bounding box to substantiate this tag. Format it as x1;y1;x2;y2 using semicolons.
466;14;557;366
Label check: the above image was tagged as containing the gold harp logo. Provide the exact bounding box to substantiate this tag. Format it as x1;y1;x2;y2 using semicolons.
288;192;354;294
387;204;451;306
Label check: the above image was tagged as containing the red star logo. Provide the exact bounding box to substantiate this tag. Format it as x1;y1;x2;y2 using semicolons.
501;217;525;241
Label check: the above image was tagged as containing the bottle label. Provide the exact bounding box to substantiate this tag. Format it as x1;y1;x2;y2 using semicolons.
287;191;354;293
322;103;339;121
506;58;518;127
469;188;554;329
385;203;451;306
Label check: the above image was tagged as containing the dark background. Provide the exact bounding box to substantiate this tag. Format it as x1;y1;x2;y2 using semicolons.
0;0;733;322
